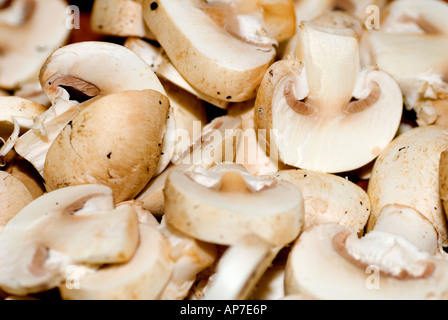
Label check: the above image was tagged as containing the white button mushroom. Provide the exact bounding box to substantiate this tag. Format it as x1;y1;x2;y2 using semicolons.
0;171;33;226
256;21;403;173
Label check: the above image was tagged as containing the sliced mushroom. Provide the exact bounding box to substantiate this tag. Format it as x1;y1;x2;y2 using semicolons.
260;0;296;43
275;169;371;233
91;0;155;39
367;125;448;247
0;185;139;295
44;90;170;203
59;224;173;300
164;164;304;246
204;235;280;300
256;21;403;173
0;171;33;226
285;223;448;300
361;0;448;126
143;0;276;102
158;218;217;300
0;96;47;157
293;0;334;23
0;0;71;90
15;97;99;176
373;204;439;255
5;156;46;199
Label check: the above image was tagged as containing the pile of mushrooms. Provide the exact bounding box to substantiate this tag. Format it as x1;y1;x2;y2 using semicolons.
2;0;448;300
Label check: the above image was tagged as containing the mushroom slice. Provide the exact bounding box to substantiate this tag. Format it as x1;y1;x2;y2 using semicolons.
59;224;173;300
285;223;448;300
4;156;45;199
91;0;155;39
0;0;70;90
381;0;448;35
158;219;217;300
0;171;33;226
44;90;170;203
275;169;371;233
0;185;139;295
256;22;403;173
373;205;439;255
367;125;448;247
164;164;304;246
39;41;175;176
293;0;333;23
14;97;99;176
204;235;280;300
362;32;448;126
143;0;276;102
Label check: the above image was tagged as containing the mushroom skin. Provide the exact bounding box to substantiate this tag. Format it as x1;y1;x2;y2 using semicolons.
367;125;448;247
0;171;33;226
44;90;170;203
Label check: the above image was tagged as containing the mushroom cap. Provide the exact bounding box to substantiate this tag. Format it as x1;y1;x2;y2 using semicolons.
285;223;448;300
143;0;276;102
367;125;448;246
275;169;371;233
164;165;304;246
59;224;174;300
0;171;33;226
255;22;403;173
44;90;170;203
0;0;71;89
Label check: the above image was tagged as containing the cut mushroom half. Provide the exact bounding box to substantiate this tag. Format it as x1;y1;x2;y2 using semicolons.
0;0;71;90
59;224;173;300
91;0;155;39
373;204;439;255
204;235;280;300
44;90;171;203
285;223;448;300
164;164;304;246
256;21;403;173
275;169;371;233
367;125;448;247
0;185;139;296
143;0;276;102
